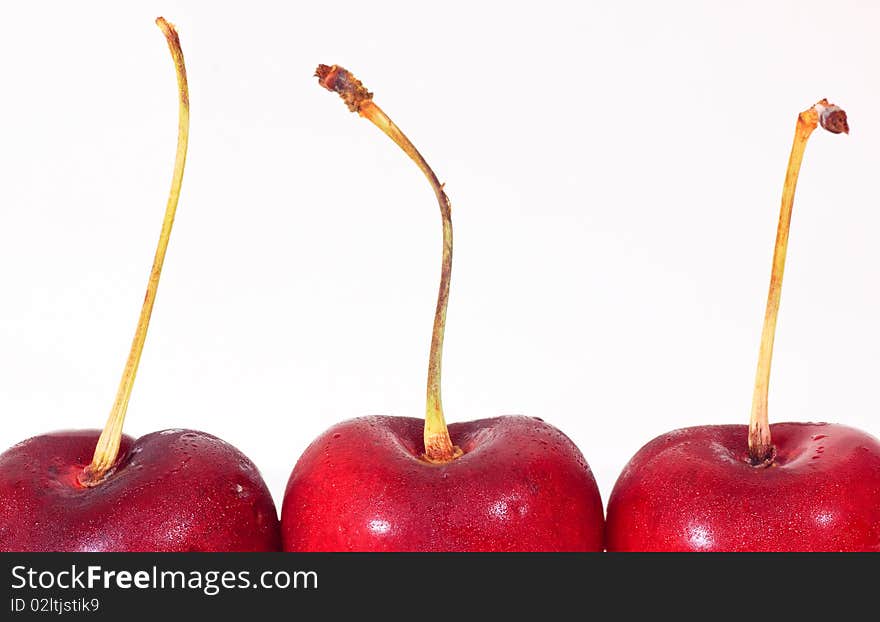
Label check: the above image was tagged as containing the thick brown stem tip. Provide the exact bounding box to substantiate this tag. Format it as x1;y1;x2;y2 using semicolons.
816;99;849;134
315;64;373;113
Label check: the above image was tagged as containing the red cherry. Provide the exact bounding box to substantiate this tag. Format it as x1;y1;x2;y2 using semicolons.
0;430;279;551
283;416;603;551
607;423;880;551
606;101;878;551
281;66;603;551
0;18;279;552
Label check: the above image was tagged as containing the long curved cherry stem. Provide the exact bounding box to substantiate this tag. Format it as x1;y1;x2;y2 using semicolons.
79;17;190;486
748;99;848;464
316;64;461;463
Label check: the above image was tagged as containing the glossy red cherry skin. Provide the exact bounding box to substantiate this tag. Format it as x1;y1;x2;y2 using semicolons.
0;429;280;551
606;423;880;551
281;415;604;551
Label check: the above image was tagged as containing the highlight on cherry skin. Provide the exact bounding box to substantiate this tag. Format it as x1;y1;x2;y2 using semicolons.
280;65;604;552
0;18;280;552
605;100;880;552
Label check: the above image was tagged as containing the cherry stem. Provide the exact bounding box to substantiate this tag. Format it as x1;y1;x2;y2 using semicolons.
79;17;190;486
315;64;462;463
748;99;848;464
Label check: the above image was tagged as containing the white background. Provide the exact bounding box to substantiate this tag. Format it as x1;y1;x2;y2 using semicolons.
1;1;878;511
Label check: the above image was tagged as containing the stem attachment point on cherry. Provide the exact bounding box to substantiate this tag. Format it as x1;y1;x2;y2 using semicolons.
79;17;190;487
316;64;462;464
747;99;848;465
